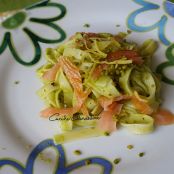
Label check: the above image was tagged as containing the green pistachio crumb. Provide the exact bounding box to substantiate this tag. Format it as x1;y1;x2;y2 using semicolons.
14;81;20;84
74;150;82;155
127;30;132;34
85;159;91;165
104;131;110;136
116;24;120;27
113;158;121;165
127;145;134;150
83;23;90;28
138;152;145;157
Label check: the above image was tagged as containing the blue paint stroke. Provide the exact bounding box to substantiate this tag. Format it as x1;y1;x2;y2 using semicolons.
127;0;170;45
0;160;25;174
164;1;174;17
0;139;113;174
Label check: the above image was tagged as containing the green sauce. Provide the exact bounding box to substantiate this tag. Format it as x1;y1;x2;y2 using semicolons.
2;12;26;29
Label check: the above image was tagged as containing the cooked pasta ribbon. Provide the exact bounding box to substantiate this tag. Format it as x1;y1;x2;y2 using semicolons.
120;114;154;134
36;32;163;144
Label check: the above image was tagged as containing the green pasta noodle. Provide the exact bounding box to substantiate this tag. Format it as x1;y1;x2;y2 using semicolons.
36;32;161;143
120;114;154;134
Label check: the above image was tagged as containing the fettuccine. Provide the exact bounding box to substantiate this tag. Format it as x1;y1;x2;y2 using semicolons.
37;32;163;144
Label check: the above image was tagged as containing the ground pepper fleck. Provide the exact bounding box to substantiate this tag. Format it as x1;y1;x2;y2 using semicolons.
127;145;134;150
139;152;145;157
85;159;91;165
113;158;121;165
74;150;82;155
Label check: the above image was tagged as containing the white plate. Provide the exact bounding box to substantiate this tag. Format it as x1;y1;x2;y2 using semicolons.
0;0;174;174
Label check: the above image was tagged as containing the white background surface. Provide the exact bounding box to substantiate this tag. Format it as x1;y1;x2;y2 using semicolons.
0;0;174;173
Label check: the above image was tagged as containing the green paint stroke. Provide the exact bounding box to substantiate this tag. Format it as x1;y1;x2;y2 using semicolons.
156;43;174;85
0;1;66;66
2;12;26;29
0;0;43;12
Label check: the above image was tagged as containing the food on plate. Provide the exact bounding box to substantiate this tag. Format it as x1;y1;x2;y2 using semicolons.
36;32;174;144
113;158;121;165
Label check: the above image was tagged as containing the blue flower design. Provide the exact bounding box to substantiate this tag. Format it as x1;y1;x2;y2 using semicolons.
0;139;113;174
127;0;174;85
127;0;174;46
164;0;174;17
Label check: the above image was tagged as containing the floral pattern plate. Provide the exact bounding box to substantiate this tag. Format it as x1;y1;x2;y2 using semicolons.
0;0;174;174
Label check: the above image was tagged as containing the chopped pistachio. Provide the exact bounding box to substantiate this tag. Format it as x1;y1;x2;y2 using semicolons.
127;145;134;150
51;82;56;86
113;158;121;165
83;23;90;28
138;152;145;157
127;30;132;34
104;131;110;136
74;150;82;155
116;24;120;27
85;159;91;165
14;81;20;84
